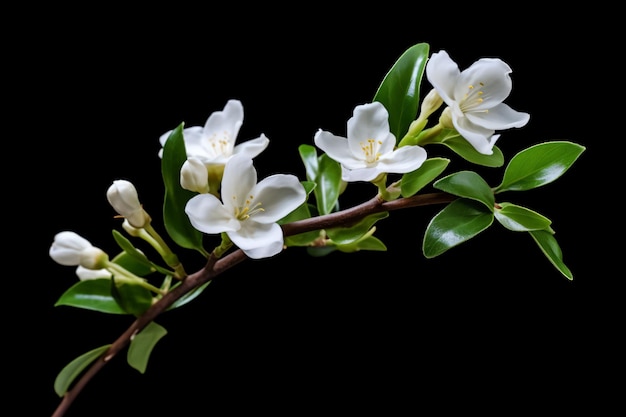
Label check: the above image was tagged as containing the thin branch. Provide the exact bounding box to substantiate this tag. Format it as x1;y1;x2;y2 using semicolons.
51;191;454;417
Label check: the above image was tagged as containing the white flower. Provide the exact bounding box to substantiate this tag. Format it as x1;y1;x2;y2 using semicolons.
180;157;210;193
426;50;530;155
49;231;108;269
158;99;269;166
314;101;427;182
106;180;150;228
185;154;306;259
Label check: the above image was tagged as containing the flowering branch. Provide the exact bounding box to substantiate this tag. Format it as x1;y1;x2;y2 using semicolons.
47;42;585;416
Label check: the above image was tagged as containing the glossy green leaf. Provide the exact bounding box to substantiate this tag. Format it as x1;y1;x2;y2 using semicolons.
167;280;212;310
439;132;504;167
495;202;552;232
299;144;341;215
316;153;342;215
112;251;154;277
161;124;204;253
127;321;167;374
54;344;111;396
529;229;573;280
55;279;126;314
400;157;450;197
326;212;389;245
299;144;319;182
495;141;586;193
336;234;387;253
111;278;153;317
306;246;337;257
434;171;495;210
373;42;429;141
423;198;494;258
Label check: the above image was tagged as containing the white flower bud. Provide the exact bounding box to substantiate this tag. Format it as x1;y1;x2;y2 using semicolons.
420;88;444;119
76;266;112;280
180;157;210;194
49;231;109;269
106;180;150;228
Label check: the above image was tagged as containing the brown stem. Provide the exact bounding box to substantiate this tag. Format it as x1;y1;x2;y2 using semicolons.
51;191;454;417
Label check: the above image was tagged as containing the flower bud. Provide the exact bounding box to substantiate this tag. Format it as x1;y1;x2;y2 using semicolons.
76;266;112;280
439;107;454;129
180;157;210;194
107;180;150;228
49;231;109;269
420;88;443;119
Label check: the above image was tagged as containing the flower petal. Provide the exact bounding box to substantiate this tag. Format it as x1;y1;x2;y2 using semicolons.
185;193;239;234
250;174;306;223
347;102;395;156
453;117;497;155
231;134;270;160
342;167;382;182
425;51;461;106
465;103;530;130
314;129;357;166
221;154;257;212
203;99;244;144
377;145;427;174
229;222;284;259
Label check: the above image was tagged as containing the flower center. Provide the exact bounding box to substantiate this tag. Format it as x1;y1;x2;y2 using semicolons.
360;138;382;164
206;130;234;157
460;82;488;113
233;194;264;221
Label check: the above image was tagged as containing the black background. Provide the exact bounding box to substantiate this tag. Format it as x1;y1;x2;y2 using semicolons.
15;6;618;416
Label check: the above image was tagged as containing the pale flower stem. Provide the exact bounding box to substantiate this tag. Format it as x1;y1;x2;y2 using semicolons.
143;223;187;278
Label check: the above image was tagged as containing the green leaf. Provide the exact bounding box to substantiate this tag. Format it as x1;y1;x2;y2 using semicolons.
529;229;573;280
315;153;342;215
167;280;212;310
439;132;504;167
433;171;495;210
495;141;586;193
299;144;320;182
299;144;342;215
336;234;387;253
112;251;154;277
495;202;552;232
326;212;389;245
373;42;429;141
111;230;175;276
127;322;168;374
161;124;204;253
54;344;111;396
55;279;127;314
423;198;494;258
400;157;450;197
111;278;153;317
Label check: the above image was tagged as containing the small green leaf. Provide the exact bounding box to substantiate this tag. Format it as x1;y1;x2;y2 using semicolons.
111;230;176;276
495;141;586;193
127;322;168;374
55;279;127;314
423;198;494;258
336;234;387;253
439;133;505;167
434;171;494;210
316;153;342;215
373;42;429;141
299;144;320;182
400;157;450;197
326;212;389;245
111;279;153;317
112;251;154;277
495;202;552;231
54;345;111;396
161;124;205;253
167;280;212;310
529;229;573;280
